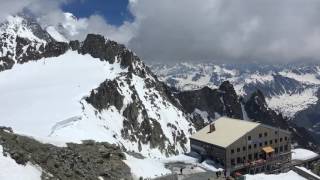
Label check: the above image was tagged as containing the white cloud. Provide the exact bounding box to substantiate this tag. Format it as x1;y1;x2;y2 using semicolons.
67;15;135;45
125;0;320;63
3;0;320;63
0;0;36;22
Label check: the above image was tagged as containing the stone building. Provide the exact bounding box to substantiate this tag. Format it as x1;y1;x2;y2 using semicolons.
190;117;291;175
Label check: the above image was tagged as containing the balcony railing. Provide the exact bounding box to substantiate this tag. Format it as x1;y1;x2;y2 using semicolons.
230;155;291;171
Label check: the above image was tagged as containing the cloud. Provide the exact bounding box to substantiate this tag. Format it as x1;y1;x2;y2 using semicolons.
64;14;135;45
125;0;320;63
0;0;36;22
27;0;68;26
25;0;135;45
2;0;320;64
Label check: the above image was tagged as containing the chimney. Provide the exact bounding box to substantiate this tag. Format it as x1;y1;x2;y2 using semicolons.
209;123;216;133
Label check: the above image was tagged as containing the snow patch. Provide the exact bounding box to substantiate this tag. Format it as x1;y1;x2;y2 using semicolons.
200;159;224;172
46;26;68;42
161;154;199;164
279;71;320;85
124;154;171;179
193;108;210;123
266;88;318;117
245;170;306;180
245;73;274;84
292;148;318;161
241;103;250;120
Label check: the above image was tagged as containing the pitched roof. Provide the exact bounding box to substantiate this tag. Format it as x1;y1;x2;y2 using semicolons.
190;117;260;148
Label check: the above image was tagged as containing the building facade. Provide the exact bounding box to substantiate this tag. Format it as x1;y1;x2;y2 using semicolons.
190;117;291;175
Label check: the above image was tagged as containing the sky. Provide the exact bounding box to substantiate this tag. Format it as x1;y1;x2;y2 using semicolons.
62;0;133;26
1;0;320;64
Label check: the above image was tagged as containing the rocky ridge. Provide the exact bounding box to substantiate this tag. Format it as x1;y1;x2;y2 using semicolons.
0;127;132;180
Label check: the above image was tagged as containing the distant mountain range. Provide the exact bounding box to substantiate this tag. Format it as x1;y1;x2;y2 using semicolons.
151;63;320;135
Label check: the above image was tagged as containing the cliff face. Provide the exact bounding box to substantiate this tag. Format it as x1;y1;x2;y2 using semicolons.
245;90;318;150
176;81;243;129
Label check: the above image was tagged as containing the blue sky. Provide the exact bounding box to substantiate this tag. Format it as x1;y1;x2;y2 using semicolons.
62;0;133;26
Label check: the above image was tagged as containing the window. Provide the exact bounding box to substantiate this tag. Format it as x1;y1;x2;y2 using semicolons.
254;153;258;159
231;149;234;154
259;133;262;138
280;138;283;142
264;132;268;137
280;146;283;152
275;147;278;153
243;146;246;151
237;148;240;152
285;136;288;141
275;131;278;135
248;145;252;150
275;139;278;143
264;141;268;146
259;153;263;158
231;159;235;165
269;140;273;144
254;144;257;148
248;136;251;140
259;143;262;147
248;154;252;160
284;145;288;151
243;156;246;162
237;157;241;164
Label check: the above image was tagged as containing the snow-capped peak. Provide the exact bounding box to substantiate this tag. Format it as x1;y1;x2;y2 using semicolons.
0;14;55;66
1;15;46;43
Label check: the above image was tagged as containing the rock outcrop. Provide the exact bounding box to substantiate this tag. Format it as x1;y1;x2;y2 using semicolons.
0;128;132;180
245;89;318;150
176;81;243;129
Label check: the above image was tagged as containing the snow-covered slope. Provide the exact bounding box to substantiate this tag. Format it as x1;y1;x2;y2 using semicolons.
151;63;320;118
0;51;123;137
0;14;194;158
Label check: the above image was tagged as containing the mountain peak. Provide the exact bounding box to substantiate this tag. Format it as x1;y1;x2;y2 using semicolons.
1;15;52;43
